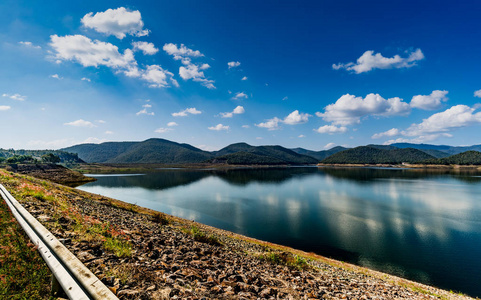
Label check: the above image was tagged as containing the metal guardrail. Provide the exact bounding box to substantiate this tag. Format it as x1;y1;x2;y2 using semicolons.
0;184;118;300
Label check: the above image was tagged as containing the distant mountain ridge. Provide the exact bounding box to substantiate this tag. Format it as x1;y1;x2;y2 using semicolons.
62;139;318;165
60;139;481;166
320;146;436;164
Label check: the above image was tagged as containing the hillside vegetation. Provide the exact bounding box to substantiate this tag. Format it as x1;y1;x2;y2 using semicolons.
424;151;481;165
0;149;84;165
290;146;347;161
320;146;435;164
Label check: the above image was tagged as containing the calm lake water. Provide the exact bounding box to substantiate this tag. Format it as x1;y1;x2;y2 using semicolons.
77;167;481;297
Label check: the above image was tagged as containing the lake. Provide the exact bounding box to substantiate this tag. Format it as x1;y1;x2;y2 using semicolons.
77;167;481;297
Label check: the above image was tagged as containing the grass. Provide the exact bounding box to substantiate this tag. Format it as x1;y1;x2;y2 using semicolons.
184;225;221;246
151;212;169;225
261;251;309;270
0;193;54;299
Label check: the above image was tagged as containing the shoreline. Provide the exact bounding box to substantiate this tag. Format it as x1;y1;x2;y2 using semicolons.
0;169;476;299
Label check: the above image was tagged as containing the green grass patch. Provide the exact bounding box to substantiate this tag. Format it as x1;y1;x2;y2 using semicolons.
261;251;309;270
184;225;221;246
0;197;54;299
104;237;132;258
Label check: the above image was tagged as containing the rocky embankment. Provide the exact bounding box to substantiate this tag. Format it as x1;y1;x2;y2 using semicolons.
0;170;474;300
3;163;95;185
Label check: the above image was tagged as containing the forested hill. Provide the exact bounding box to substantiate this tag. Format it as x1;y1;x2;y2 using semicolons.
423;151;481;165
62;140;319;165
290;146;347;161
320;146;435;164
211;143;318;165
0;149;84;164
62;138;213;164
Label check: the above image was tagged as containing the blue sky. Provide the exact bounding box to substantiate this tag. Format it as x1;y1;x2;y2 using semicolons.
1;0;481;151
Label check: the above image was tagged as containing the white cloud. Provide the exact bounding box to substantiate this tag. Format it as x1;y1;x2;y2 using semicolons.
141;65;177;88
241;76;248;81
232;92;248;100
81;77;91;82
132;41;158;55
282;96;288;101
474;90;481;98
136;107;154;116
105;130;114;134
384;133;453;145
256;110;311;130
333;49;424;74
50;74;62;79
64;119;96;128
179;64;215;89
403;105;481;136
50;34;137;72
0;106;11;111
242;125;250;128
163;43;203;59
3;93;26;101
228;61;241;69
220;106;245;118
316;93;411;125
256;117;282;130
371;128;400;139
298;135;305;138
167;122;178;127
81;7;149;39
208;124;229;131
324;142;336;150
172;107;202;117
283;110;310;125
96;120;106;123
19;41;41;49
154;127;172;133
410;90;448;110
83;137;108;144
314;125;347;134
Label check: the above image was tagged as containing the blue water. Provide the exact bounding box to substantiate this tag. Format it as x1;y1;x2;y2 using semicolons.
77;167;481;297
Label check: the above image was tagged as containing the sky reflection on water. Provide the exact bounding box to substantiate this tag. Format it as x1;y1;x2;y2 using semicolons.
79;167;481;297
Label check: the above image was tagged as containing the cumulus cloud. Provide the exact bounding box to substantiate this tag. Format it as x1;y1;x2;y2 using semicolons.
232;92;248;100
256;110;310;130
167;122;178;127
371;128;400;139
324;142;336;150
172;107;202;117
314;125;347;134
241;76;248;81
403;105;481;136
163;43;203;60
283;110;310;125
316;93;411;125
0;106;11;111
220;106;245;118
19;41;41;49
81;7;149;39
228;61;241;69
141;65;178;88
333;49;424;74
136;104;154;116
179;64;215;89
81;77;91;82
410;90;448;110
64;119;96;128
50;74;62;79
298;135;305;138
50;34;137;72
242;125;250;128
3;93;26;101
474;90;481;98
208;124;229;131
132;41;158;55
154;127;172;133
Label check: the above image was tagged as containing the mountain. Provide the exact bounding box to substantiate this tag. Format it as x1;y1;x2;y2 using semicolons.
391;143;481;155
213;143;319;165
62;138;213;164
424;151;481;165
320;146;436;164
290;146;347;161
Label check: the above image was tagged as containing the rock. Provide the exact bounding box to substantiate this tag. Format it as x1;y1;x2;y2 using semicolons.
117;289;140;297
